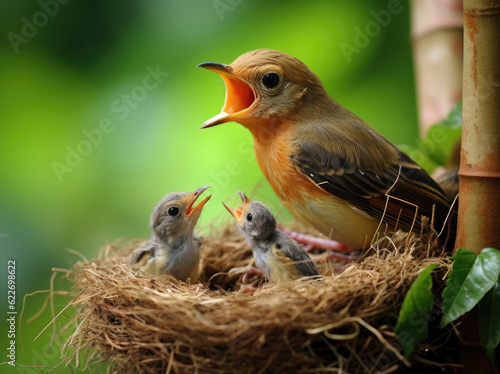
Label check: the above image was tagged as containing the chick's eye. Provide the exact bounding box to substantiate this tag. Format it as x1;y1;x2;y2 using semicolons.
262;73;280;88
246;213;253;222
168;207;180;216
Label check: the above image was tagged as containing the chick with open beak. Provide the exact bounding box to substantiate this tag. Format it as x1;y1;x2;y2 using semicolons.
223;191;319;283
130;186;212;282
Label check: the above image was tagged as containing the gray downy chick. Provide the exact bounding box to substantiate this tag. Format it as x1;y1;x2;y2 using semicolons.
223;191;319;283
130;186;211;282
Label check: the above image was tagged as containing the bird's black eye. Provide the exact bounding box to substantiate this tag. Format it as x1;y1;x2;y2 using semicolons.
262;73;280;88
247;213;253;222
276;243;282;249
168;207;180;216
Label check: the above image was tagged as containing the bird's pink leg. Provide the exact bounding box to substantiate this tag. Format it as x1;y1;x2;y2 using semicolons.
241;267;264;283
276;223;351;252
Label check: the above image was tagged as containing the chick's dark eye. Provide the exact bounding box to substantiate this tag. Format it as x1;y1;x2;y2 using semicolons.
168;207;180;216
262;73;280;88
247;213;253;222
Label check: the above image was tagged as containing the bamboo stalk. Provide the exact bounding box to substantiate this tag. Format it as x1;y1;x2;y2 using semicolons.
456;0;500;254
411;0;464;137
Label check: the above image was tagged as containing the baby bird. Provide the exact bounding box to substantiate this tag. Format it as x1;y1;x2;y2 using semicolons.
130;186;211;282
223;191;319;283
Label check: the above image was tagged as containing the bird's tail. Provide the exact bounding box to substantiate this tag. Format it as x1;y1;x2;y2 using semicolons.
435;169;459;251
436;169;459;203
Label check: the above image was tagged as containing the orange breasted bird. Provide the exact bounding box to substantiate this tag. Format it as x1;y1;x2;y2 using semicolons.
223;191;319;283
130;186;211;282
198;49;452;249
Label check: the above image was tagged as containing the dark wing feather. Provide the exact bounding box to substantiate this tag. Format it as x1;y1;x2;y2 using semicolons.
130;242;157;265
275;233;320;277
291;141;451;234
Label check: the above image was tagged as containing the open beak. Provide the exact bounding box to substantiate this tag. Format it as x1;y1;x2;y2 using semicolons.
185;186;212;217
197;62;256;129
222;190;250;225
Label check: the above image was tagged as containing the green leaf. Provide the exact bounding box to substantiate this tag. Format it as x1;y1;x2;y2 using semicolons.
398;102;462;174
479;278;500;361
436;101;463;128
441;248;500;328
395;264;437;358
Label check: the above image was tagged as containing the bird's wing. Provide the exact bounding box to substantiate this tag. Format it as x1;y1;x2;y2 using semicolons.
130;240;171;275
129;242;157;265
275;234;320;277
291;141;451;234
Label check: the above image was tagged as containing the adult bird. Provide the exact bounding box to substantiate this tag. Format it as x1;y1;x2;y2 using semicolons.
198;49;452;250
223;191;319;283
130;186;211;282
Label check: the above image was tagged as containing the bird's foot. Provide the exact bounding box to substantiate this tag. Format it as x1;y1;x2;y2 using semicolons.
277;223;355;262
229;266;264;283
239;286;257;294
277;223;350;251
241;267;264;283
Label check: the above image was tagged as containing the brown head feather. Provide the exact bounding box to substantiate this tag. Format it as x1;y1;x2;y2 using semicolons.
232;49;325;91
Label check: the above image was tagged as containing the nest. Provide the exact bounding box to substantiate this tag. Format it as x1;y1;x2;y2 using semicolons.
55;224;455;373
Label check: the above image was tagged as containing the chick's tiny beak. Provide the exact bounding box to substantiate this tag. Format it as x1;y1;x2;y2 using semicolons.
237;190;250;204
185;186;212;217
197;62;256;129
222;190;250;225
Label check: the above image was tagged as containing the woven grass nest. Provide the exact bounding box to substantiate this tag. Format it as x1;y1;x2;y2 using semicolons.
58;223;455;373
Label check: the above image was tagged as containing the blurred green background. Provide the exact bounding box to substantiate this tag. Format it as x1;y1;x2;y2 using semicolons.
0;0;418;371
